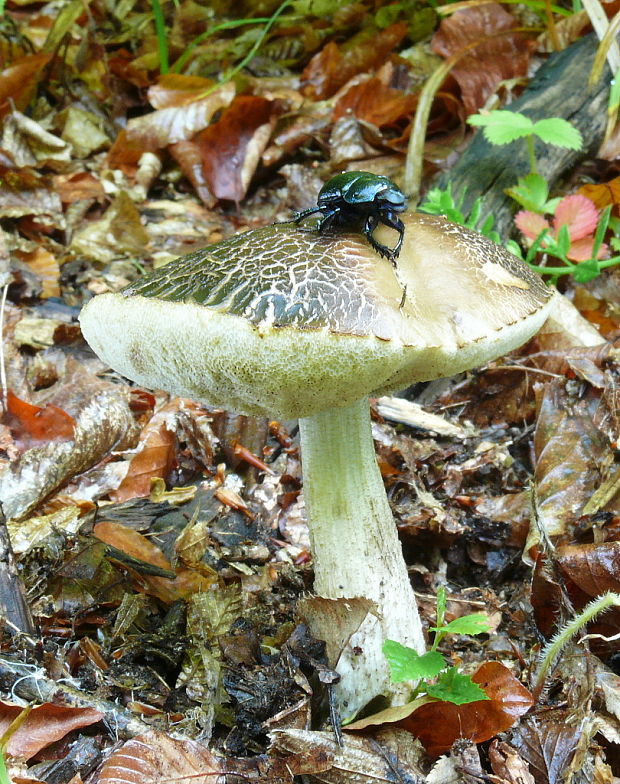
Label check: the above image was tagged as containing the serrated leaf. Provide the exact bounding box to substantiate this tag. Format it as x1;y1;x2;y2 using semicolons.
425;668;490;705
383;640;446;682
468;110;534;144
532;118;583;150
429;613;491;637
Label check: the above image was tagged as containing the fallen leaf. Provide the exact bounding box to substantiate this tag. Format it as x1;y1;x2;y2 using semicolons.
510;717;581;784
432;4;530;114
395;661;534;757
6;389;75;448
0;702;102;760
98;731;224;784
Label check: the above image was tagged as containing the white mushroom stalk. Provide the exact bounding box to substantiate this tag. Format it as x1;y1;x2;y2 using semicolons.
79;213;554;717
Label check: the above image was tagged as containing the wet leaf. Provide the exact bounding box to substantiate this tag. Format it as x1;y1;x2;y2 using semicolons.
395;661;534;757
0;702;103;760
510;717;581;784
556;542;620;596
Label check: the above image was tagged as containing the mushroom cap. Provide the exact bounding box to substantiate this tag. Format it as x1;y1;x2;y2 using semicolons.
79;213;553;419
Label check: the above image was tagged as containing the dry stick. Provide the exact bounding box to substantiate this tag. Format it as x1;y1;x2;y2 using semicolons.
404;27;537;204
582;0;620;74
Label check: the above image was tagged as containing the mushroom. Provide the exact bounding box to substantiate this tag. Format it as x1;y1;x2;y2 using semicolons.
79;213;553;716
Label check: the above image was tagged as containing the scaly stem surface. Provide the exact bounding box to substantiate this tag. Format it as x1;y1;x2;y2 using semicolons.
299;398;425;716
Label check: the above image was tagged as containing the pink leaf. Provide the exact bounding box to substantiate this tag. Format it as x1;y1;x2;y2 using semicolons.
567;237;608;261
514;210;550;241
553;194;599;241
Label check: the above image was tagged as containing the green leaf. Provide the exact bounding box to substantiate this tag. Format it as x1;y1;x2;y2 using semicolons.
505;239;524;259
383;640;446;682
592;204;611;258
573;259;600;282
532;118;583;150
429;613;491;637
425;667;490;705
436;586;447;629
467;110;534;145
505;173;554;213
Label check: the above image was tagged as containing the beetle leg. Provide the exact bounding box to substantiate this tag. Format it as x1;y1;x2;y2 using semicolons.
293;206;323;224
364;213;395;263
378;209;405;260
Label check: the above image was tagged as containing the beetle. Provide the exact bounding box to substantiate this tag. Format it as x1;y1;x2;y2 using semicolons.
293;171;408;263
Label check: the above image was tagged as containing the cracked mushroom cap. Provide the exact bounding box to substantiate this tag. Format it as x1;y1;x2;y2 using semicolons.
79;213;553;419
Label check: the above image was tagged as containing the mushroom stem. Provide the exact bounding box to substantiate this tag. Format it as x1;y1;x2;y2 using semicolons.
298;397;426;714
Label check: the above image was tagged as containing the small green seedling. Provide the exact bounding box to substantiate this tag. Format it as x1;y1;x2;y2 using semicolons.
468;110;583;214
383;587;491;705
419;185;500;243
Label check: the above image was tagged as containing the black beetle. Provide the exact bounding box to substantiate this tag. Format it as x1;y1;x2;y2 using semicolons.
294;171;407;263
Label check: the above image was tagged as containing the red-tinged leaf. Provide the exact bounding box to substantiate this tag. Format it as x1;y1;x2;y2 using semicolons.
431;5;530;114
0;53;52;116
566;236;608;262
0;702;103;760
6;389;75;447
98;730;225;784
334;78;416;128
197;96;275;203
395;662;534;757
301;22;408;100
110;405;177;503
510;717;581;784
107;50;151;88
553;194;599;242
148;73;219;109
515;211;550;242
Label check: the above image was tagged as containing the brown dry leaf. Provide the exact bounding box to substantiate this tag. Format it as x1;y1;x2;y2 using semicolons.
0;702;103;760
489;739;536;784
107;83;235;168
98;730;225;784
52;171;106;204
533;380;610;539
301;23;408;100
0;52;51;116
0;368;138;521
396;662;534;758
578;176;620;215
70;190;149;263
1;110;71;166
147;73;220;109
334;78;417;129
0;166;63;220
510;717;581;784
168;139;217;207
297;596;376;670
431;4;530;114
111;399;181;503
16;246;60;297
197;95;276;203
270;726;425;783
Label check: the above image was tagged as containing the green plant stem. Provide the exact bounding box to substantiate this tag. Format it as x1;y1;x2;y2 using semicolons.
195;0;293;97
404;27;537;203
172;16;273;74
150;0;169;74
534;591;620;699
